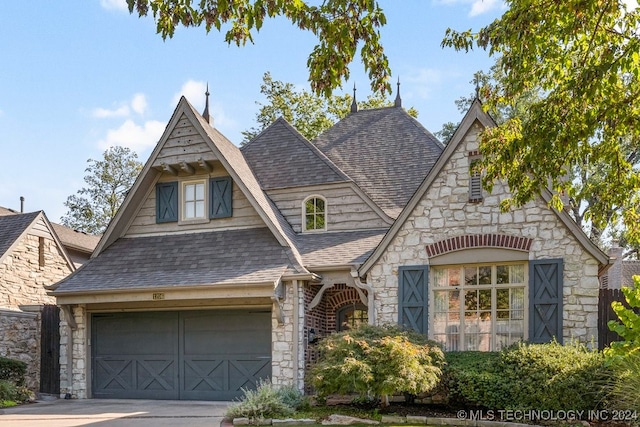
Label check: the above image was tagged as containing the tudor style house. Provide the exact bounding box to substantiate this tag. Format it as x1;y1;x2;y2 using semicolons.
51;89;609;400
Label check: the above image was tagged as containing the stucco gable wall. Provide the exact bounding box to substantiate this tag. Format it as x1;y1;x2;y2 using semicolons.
368;121;600;343
0;231;68;309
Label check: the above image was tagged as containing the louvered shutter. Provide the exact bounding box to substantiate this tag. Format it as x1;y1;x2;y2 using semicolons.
156;181;178;223
398;266;429;334
210;177;233;219
529;259;563;343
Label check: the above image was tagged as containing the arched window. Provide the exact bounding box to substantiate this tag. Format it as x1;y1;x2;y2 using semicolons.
303;196;326;232
337;304;368;331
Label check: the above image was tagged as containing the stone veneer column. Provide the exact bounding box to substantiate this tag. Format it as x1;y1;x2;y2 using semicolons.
59;305;87;399
271;281;305;390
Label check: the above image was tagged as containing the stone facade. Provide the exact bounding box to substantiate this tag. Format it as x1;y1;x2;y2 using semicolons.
0;309;40;390
0;233;68;309
272;281;305;391
58;305;86;399
368;122;601;345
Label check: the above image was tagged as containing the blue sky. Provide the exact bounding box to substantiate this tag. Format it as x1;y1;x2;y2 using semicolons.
0;0;504;224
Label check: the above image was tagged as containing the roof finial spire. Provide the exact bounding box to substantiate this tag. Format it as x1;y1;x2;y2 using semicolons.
394;77;402;107
350;83;358;113
203;83;212;125
473;73;481;100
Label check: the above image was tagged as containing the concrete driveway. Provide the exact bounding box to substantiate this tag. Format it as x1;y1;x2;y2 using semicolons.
0;398;230;427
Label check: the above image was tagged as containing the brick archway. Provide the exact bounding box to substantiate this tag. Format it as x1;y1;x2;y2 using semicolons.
425;233;533;258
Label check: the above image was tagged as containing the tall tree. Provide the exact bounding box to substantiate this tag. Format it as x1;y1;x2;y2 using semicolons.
126;0;390;97
61;146;143;235
242;72;418;143
442;0;640;244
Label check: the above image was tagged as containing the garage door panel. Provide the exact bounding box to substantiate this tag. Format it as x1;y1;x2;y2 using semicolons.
92;310;271;400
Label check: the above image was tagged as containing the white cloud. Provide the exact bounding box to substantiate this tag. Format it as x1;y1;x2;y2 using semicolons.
97;119;165;152
469;0;501;17
432;0;504;17
130;93;148;115
172;80;207;108
100;0;128;11
404;68;444;100
93;105;130;118
92;93;148;118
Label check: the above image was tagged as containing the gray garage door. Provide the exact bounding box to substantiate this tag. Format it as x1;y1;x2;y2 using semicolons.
91;310;271;400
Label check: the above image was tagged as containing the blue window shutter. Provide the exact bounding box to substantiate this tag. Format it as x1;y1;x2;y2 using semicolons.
210;177;233;219
156;181;178;223
529;259;563;343
398;266;429;334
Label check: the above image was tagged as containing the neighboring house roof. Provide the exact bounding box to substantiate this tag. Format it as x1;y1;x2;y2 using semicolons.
51;223;100;255
622;260;640;287
312;107;444;217
241;117;349;190
0;212;41;260
296;229;387;267
358;99;609;275
52;228;292;293
0;205;99;257
0;210;75;270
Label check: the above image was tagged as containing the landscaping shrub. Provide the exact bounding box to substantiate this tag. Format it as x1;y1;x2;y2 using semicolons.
0;380;17;401
444;341;607;411
226;380;304;420
310;324;445;403
606;282;640;360
0;357;26;386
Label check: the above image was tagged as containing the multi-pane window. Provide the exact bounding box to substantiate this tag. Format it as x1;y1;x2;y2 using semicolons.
183;180;205;220
432;263;526;351
304;196;326;231
337;304;368;331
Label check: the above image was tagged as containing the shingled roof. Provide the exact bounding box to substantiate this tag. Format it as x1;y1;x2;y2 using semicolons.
312;106;444;217
296;229;387;267
51;224;100;254
242;117;349;190
0;211;40;259
52;228;293;293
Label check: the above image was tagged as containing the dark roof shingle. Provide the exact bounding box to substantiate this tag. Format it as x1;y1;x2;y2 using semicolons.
53;228;293;293
242;117;349;190
0;212;40;258
312;107;444;217
296;229;387;267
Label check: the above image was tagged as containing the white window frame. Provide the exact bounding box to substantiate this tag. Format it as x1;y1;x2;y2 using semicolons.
181;179;207;222
430;262;528;351
302;195;327;232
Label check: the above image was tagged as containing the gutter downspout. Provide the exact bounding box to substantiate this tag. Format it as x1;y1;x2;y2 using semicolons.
350;269;376;325
60;305;77;399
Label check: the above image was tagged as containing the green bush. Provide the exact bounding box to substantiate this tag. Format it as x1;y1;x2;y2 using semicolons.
0;380;17;401
0;358;26;386
226;380;303;420
606;282;640;361
310;324;445;402
444;341;607;411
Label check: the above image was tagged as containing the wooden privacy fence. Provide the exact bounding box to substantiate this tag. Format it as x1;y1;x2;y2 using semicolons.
598;288;639;350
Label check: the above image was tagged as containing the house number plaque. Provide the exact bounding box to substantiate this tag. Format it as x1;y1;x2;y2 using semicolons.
152;293;165;300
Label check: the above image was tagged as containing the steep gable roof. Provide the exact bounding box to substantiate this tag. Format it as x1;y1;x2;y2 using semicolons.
91;97;307;275
241;117;349;190
359;99;609;275
0;211;75;270
51;224;100;255
312;107;444;217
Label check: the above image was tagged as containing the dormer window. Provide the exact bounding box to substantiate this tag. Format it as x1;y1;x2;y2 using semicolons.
303;196;326;232
182;180;206;220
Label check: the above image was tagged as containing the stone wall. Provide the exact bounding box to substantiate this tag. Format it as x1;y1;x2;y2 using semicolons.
59;305;86;399
271;280;305;391
0;233;70;309
0;308;40;390
368;122;602;345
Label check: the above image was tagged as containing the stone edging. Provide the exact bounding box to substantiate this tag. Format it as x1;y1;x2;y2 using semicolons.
230;415;535;427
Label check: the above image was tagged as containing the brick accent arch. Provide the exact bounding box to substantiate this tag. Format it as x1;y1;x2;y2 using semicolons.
425;234;533;258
